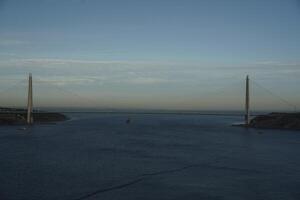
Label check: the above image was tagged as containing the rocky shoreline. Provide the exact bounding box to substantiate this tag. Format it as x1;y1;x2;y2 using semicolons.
249;112;300;130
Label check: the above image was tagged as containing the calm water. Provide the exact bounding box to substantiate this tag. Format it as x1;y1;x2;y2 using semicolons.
0;113;300;200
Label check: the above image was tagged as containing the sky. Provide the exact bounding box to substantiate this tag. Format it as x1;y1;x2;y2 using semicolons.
0;0;300;111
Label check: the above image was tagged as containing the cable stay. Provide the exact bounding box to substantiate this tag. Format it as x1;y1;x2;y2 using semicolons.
251;79;297;112
33;77;102;110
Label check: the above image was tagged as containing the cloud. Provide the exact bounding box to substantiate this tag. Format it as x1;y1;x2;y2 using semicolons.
31;75;171;86
253;60;299;66
2;57;299;71
16;58;129;65
1;57;300;89
125;77;171;85
4;58;180;67
1;58;130;71
35;76;103;86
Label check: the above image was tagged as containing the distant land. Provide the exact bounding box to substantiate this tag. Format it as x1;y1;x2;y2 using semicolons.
249;113;300;130
0;107;68;125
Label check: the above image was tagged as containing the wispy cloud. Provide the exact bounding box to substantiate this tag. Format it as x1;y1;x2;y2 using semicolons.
125;77;171;85
254;60;300;66
1;57;300;88
4;58;181;66
2;58;131;69
35;76;103;86
2;57;299;69
17;58;130;65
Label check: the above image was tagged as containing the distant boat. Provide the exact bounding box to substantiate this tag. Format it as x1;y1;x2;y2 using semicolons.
232;122;246;127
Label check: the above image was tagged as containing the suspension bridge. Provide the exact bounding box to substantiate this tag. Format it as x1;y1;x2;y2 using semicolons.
0;73;298;125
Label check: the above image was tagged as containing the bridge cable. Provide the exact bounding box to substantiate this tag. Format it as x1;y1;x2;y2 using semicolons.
33;77;102;108
0;78;27;108
251;79;297;112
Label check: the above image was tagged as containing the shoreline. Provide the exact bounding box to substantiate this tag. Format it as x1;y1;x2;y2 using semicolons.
234;112;300;131
0;112;68;125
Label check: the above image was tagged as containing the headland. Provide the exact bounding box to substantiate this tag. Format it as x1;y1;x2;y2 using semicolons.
249;112;300;130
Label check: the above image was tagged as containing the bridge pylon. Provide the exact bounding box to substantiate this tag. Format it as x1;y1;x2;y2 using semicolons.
245;75;250;126
27;73;33;124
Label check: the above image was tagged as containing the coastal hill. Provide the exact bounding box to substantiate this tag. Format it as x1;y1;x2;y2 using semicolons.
249;112;300;130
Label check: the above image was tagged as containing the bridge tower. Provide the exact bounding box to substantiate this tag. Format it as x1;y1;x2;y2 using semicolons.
245;75;250;126
27;73;33;124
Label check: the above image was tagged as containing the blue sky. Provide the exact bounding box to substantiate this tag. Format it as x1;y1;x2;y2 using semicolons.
0;0;300;110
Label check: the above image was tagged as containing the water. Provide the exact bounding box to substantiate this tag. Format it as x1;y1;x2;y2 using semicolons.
0;113;300;200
